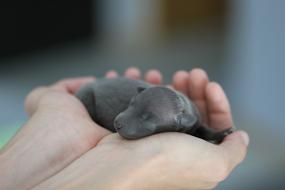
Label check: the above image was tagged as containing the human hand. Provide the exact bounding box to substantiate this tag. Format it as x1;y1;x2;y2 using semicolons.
32;69;249;190
0;68;161;190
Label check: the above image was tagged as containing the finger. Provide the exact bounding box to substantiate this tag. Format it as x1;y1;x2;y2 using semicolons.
124;67;141;80
145;69;162;85
105;70;118;78
51;77;96;94
172;70;189;95
206;82;233;130
219;131;249;174
188;68;209;124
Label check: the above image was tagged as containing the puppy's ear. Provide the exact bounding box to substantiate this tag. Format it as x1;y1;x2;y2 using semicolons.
137;86;146;93
175;113;197;130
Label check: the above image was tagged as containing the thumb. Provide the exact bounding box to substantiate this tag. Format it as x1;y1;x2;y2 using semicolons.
25;77;95;117
219;131;249;172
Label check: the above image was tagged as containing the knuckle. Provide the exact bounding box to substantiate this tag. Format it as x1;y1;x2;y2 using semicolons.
24;86;48;108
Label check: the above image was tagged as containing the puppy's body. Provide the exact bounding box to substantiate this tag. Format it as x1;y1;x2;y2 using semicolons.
76;77;151;132
76;77;232;143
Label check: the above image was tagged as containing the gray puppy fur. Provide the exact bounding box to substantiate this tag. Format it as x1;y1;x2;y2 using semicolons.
76;77;233;143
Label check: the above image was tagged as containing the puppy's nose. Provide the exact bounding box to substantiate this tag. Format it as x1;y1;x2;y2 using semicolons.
114;119;123;130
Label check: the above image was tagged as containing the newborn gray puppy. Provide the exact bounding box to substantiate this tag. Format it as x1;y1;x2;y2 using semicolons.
76;77;233;143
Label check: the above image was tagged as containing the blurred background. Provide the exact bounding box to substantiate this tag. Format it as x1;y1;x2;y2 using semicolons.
0;0;284;189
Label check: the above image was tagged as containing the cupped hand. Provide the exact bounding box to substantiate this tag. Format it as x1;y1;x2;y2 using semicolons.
0;68;161;190
32;68;249;190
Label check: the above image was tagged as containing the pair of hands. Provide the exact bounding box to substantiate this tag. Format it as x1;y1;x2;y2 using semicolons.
0;68;249;190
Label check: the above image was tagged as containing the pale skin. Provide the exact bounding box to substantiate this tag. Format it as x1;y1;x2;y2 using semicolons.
0;68;249;190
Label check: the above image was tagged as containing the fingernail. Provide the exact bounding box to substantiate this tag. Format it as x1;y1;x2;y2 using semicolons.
239;131;249;146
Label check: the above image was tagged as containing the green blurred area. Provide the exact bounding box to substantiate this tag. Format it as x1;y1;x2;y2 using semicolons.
0;124;20;149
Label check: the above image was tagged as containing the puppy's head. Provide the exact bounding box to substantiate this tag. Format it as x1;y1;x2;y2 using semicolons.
114;86;198;139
